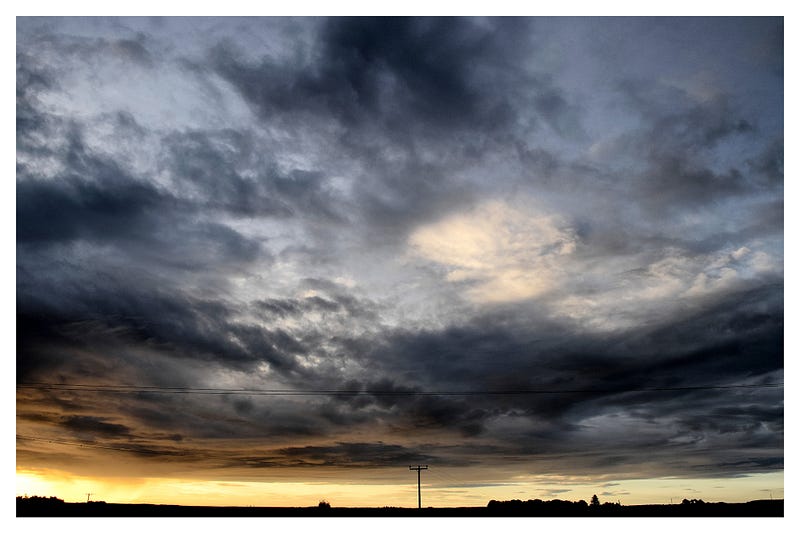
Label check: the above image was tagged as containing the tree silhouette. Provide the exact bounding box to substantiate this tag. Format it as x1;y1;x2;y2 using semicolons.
590;494;600;507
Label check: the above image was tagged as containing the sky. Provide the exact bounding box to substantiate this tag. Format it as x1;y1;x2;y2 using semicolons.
15;16;784;508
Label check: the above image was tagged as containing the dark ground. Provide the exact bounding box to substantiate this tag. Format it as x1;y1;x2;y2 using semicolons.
16;497;783;517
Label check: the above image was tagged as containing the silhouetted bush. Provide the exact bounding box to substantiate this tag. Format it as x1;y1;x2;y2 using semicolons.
17;495;64;504
682;498;705;505
17;496;64;504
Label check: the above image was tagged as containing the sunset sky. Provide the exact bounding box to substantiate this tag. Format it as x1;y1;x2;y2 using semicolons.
16;16;783;507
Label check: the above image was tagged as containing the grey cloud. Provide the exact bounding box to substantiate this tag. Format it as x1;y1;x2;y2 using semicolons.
347;378;490;437
747;136;784;186
253;292;378;322
60;415;132;439
274;442;438;468
17;157;168;245
322;280;784;467
17;281;300;379
507;95;781;282
515;145;562;183
109;35;154;67
618;86;769;211
302;296;341;313
18;255;311;386
212;18;539;132
17;125;264;272
207;17;585;240
16;17;782;488
16;22;161;72
161;129;345;220
16;54;55;140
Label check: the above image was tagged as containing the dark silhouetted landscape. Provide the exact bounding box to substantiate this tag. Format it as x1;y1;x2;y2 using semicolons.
17;495;783;517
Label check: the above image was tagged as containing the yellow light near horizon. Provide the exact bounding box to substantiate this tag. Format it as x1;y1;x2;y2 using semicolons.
17;467;784;508
16;468;420;507
16;469;146;504
17;471;58;499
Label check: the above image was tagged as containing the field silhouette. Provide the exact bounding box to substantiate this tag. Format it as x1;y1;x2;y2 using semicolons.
17;495;783;517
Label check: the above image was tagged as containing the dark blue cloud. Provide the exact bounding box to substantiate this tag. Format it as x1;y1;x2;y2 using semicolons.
15;16;783;485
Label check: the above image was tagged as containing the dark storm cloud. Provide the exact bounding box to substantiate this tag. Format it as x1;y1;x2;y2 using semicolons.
747;136;784;186
16;53;55;140
253;289;379;321
115;270;767;474
16;169;262;271
351;158;476;242
512;90;782;272
544;82;771;218
161;129;291;218
332;377;490;438
273;442;511;470
60;415;132;439
210;17;582;238
160;129;344;221
16;120;263;272
515;145;561;182
16;42;330;386
326;278;783;473
16;17;782;486
17;153;168;245
626;91;759;211
16;276;304;380
19;274;780;473
254;298;302;318
212;17;543;133
274;442;437;467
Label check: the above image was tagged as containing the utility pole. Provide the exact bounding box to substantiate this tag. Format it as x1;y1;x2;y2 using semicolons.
409;465;428;509
86;493;92;503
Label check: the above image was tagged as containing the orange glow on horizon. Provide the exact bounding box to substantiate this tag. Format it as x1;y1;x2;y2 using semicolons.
16;468;784;508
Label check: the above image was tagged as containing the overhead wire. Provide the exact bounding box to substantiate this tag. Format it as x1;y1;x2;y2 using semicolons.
17;380;784;487
15;381;784;396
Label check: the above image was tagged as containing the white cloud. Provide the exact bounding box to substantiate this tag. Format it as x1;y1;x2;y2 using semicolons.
408;199;576;303
554;245;780;331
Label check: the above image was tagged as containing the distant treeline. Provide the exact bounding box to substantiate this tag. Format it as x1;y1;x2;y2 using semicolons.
17;495;783;517
486;497;782;517
17;496;65;506
488;497;612;514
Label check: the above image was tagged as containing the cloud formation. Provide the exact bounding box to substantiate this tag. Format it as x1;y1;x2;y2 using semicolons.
409;200;577;302
16;17;782;496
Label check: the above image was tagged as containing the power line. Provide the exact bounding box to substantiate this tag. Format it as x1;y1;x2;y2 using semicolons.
426;467;495;505
16;381;783;396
